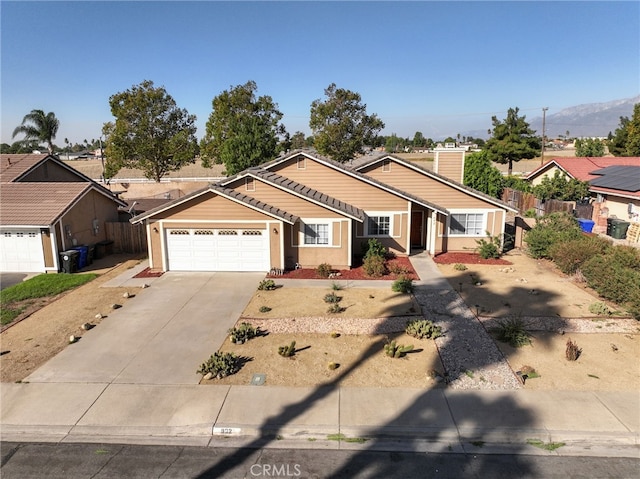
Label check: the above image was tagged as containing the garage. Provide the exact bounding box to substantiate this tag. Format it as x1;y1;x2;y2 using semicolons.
0;229;46;272
166;228;270;272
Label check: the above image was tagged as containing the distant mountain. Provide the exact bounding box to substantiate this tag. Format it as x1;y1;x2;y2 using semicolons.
528;96;639;138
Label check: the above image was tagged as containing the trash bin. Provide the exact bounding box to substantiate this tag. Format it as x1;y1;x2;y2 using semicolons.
71;245;88;270
606;217;616;236
59;250;79;273
610;219;630;239
95;240;114;259
87;244;96;264
577;218;595;233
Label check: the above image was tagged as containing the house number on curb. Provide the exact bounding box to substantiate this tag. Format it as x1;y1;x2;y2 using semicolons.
213;427;242;435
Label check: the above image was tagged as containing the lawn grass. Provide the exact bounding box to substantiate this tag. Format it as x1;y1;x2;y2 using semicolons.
0;273;97;326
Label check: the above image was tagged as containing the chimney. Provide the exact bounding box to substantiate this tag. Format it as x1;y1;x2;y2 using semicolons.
433;147;466;183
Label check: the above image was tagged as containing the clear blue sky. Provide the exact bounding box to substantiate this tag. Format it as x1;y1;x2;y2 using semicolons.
2;1;638;145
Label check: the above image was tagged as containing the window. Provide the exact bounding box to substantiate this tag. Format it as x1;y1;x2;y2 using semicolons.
297;157;306;169
450;213;484;235
368;216;390;236
304;223;329;245
245;177;255;191
382;160;391;172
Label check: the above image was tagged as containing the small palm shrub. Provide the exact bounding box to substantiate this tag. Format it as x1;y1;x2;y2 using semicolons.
493;316;531;347
197;352;240;378
391;276;413;294
327;303;345;314
405;319;442;339
363;255;387;277
257;279;276;291
316;263;332;278
324;292;342;304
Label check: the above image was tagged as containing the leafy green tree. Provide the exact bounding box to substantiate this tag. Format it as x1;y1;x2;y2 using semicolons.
532;170;590;201
385;134;401;153
624;103;640;156
608;112;631;156
483;107;540;176
412;131;426;147
200;81;285;175
574;138;605;157
290;131;307;150
309;83;384;162
12;109;59;154
103;80;198;182
463;151;504;198
503;175;533;193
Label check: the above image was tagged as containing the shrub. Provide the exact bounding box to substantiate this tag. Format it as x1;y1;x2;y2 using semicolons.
197;352;240;378
363;255;387;277
549;236;610;274
327;303;345;314
493;316;531;347
565;338;581;361
391;276;414;294
259;306;272;313
453;263;468;271
524;212;582;259
323;292;342;304
228;322;261;343
316;263;332;278
257;279;276;291
524;208;538;218
581;248;640;306
331;282;343;291
363;238;387;259
476;233;502;259
388;263;410;275
383;339;414;358
588;302;611;316
278;341;296;357
405;319;442;339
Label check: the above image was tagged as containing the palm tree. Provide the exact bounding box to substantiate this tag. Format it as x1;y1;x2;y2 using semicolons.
12;109;60;154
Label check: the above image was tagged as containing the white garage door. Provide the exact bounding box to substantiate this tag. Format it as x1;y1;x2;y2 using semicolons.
166;228;270;272
0;229;46;272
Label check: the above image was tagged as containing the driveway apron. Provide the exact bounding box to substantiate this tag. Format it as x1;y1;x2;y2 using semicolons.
25;272;264;385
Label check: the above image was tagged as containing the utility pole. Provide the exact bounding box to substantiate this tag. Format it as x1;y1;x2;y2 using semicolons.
540;107;548;165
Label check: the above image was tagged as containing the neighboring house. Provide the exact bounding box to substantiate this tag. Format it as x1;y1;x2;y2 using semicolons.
0;154;127;272
131;149;516;273
525;157;640;222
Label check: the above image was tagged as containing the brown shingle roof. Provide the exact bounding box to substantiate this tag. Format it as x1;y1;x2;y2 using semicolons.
0;182;90;226
0;153;49;182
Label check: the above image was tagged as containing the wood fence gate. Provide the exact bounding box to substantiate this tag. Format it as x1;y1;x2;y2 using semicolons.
105;222;148;254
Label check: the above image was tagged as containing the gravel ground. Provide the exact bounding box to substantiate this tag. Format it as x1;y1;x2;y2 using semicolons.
238;315;423;335
480;316;640;333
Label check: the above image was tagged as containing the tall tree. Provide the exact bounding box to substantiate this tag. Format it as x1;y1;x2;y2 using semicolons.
624;103;640;156
463;150;504;199
200;81;285;175
412;131;425;147
309;83;384;162
290;131;307;150
608;115;630;156
483;107;540;175
12;109;59;154
103;80;198;182
574;138;605;157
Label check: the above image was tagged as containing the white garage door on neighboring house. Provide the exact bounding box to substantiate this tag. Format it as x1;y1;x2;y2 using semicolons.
166;228;270;272
0;229;46;272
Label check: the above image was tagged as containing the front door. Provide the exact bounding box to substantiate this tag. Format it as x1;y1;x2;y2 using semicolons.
410;211;425;248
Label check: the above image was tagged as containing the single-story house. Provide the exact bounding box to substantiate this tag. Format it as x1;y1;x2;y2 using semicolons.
525;157;640;222
131;149;516;273
0;154;127;272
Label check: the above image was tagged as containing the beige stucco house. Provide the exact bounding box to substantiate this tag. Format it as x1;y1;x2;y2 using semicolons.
131;149;516;272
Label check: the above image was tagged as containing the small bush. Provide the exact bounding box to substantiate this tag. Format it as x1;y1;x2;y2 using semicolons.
197;352;240;378
388;263;410;275
278;341;296;357
524;208;538;218
383;339;414;358
391;276;414;294
259;306;272;313
565;338;581;361
405;319;442;339
331;282;343;291
363;238;387;259
494;316;531;347
363;255;387;277
549;236;610;275
476;233;502;259
228;322;261;343
453;263;468;271
316;263;332;278
588;302;611;316
257;279;276;291
327;303;345;314
324;292;342;303
524;212;582;259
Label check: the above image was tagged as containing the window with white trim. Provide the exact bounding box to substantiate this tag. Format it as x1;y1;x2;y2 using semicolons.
449;213;484;235
303;223;329;245
367;216;390;236
245;177;255;191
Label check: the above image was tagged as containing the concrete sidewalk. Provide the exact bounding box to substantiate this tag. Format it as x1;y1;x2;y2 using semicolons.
1;382;638;456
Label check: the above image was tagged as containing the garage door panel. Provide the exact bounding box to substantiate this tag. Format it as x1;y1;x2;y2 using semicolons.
0;230;46;272
166;228;269;272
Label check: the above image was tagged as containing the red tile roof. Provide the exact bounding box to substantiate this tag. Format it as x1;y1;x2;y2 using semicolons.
527;157;640;182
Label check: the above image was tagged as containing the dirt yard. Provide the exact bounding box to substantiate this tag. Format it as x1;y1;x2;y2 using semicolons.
0;255;144;382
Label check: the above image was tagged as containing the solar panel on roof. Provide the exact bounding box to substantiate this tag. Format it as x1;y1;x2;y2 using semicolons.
588;166;640;192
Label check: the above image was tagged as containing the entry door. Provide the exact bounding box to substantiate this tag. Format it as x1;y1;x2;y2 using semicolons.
410;211;425;248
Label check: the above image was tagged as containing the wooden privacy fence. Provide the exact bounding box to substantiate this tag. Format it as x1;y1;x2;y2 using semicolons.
502;188;589;217
105;222;148;254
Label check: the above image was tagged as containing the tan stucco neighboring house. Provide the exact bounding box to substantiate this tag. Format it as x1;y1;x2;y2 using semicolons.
0;154;127;272
131;149;516;273
525;157;640;222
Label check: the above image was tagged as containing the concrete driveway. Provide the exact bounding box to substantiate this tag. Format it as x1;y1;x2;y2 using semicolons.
25;272;264;385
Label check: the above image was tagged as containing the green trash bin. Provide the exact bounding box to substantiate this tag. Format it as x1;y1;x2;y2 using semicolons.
610;219;630;239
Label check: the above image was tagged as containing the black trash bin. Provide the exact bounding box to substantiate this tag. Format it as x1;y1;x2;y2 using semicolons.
59;250;79;273
95;240;114;259
87;244;96;265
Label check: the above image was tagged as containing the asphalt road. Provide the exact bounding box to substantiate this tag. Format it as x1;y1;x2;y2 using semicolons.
1;442;638;478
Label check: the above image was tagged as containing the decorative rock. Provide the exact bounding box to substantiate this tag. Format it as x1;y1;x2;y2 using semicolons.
123;292;130;298
95;313;103;319
81;323;92;330
203;372;214;380
140;283;149;289
69;335;77;344
111;304;122;309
